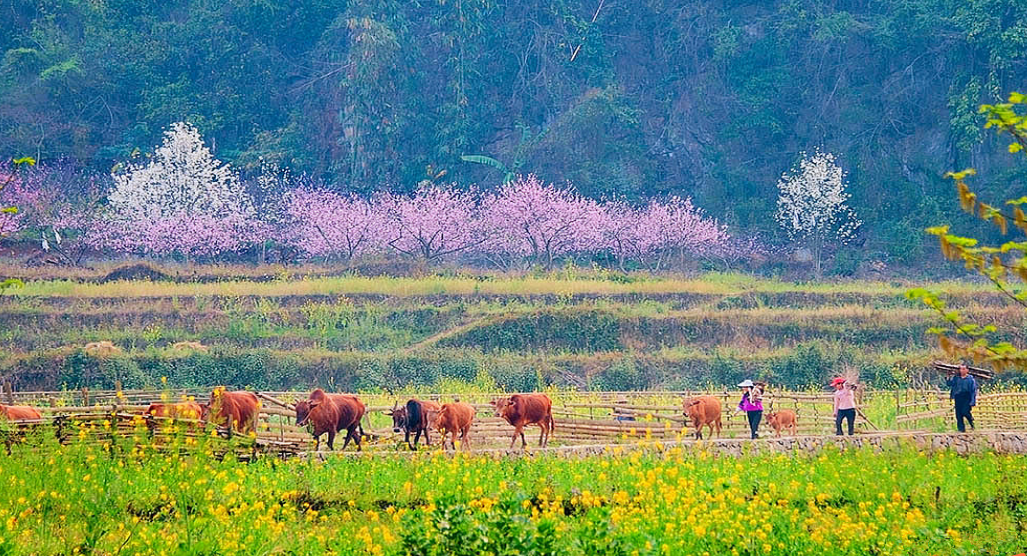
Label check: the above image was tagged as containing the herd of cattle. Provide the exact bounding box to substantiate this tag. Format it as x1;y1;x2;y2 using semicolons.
0;390;802;452
0;389;558;451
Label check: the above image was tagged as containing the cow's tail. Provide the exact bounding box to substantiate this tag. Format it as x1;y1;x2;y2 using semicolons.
406;399;422;430
549;411;555;432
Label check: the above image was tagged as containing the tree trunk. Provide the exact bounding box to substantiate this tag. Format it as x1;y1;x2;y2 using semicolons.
812;232;823;279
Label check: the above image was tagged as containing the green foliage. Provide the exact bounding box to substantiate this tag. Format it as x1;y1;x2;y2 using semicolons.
4;435;1027;554
590;356;646;391
459;155;514;184
914;91;1027;370
60;350;151;390
772;342;834;388
399;499;560;556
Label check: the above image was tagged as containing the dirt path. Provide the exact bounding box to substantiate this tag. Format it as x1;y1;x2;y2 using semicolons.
400;314;506;353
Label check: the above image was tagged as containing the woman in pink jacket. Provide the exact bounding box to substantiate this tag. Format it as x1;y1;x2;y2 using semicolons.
736;379;763;439
832;377;856;435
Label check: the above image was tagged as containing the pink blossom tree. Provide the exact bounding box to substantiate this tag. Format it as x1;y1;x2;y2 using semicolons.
479;175;604;268
381;184;483;263
632;197;730;270
282;187;386;262
595;196;730;271
21;168;105;266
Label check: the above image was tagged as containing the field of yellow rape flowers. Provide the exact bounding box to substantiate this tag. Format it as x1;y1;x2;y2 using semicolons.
0;425;1024;556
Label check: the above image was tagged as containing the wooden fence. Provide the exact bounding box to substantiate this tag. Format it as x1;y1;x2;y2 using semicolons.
0;386;900;452
896;390;1027;430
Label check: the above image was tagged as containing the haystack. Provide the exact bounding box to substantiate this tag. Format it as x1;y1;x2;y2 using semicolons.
83;341;122;357
171;341;209;353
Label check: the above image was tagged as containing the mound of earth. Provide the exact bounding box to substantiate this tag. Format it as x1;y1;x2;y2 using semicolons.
100;263;171;283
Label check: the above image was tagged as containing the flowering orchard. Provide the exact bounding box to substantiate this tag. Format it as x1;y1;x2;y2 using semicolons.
0;123;739;267
0;428;1021;555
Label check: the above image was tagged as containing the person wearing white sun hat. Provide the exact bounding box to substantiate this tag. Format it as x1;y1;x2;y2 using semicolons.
735;379;763;439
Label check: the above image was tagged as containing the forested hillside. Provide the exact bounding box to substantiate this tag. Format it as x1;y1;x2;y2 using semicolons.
2;0;1026;264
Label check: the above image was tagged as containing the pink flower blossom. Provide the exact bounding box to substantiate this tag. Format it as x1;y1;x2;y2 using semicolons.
479;175;604;268
282;187;386;260
380;184;482;262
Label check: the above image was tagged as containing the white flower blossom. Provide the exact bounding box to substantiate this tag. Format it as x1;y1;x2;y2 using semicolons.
775;149;862;274
108;121;254;220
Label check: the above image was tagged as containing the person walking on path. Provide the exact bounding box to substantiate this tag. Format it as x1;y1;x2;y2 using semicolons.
832;377;856;436
947;363;978;433
736;380;763;439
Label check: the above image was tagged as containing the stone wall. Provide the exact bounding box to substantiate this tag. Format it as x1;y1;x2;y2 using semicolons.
474;431;1027;458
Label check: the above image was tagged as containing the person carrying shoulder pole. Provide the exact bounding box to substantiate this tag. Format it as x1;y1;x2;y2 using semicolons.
735;380;763;439
832;377;856;436
947;363;978;433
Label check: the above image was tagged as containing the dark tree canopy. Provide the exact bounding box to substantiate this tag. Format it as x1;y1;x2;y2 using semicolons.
2;0;1026;262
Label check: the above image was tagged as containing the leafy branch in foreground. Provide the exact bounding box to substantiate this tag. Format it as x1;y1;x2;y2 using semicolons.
907;92;1027;370
0;156;35;296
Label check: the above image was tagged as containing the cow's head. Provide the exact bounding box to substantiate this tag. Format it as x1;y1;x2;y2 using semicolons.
202;388;224;422
490;397;514;418
388;402;407;433
683;398;703;422
295;399;318;427
765;411;778;424
427;408;443;429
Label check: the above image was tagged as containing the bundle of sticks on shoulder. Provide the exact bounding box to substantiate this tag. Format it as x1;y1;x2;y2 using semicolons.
933;361;995;380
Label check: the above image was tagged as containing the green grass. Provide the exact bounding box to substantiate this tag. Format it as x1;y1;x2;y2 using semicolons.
5;271;1004;298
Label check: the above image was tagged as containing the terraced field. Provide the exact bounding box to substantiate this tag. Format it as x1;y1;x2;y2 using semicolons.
0;270;1020;392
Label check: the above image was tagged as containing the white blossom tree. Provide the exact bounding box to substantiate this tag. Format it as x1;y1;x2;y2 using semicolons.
109;122;254;219
101;122;257;257
775;149;861;277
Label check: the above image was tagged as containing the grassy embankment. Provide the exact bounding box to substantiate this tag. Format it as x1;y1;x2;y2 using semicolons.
1;271;1022;391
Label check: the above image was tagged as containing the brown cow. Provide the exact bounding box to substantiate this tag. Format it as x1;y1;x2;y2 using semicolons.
201;389;260;434
144;402;203;431
0;404;42;421
295;389;366;451
766;409;798;437
389;399;440;450
431;402;475;450
684;396;722;440
491;394;554;449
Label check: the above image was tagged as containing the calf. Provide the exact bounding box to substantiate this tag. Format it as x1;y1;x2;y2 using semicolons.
145;402;203;420
684;396;722;440
765;409;798;437
201;389;260;434
295;390;366;451
0;404;42;421
491;394;554;449
431;402;475;450
389;399;441;450
144;402;203;431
